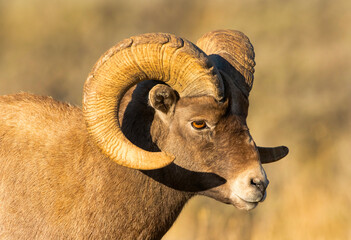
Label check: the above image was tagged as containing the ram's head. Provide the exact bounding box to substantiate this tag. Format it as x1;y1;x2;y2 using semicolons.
83;30;288;210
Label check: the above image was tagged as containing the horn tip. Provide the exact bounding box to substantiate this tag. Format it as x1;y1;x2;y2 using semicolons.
281;146;289;155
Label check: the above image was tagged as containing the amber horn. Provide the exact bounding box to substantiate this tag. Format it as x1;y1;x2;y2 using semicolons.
83;33;224;170
196;29;256;97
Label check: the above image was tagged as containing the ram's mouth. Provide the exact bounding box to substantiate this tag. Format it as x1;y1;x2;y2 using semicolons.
230;192;266;211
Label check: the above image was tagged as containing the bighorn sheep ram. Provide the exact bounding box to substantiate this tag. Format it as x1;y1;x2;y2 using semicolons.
0;30;288;239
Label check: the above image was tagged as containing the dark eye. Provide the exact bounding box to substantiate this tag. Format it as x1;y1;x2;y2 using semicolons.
191;120;207;130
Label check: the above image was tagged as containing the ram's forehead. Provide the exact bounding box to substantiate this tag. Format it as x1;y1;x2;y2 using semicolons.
175;96;228;121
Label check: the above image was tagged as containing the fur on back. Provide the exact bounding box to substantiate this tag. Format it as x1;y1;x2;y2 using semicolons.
0;93;188;239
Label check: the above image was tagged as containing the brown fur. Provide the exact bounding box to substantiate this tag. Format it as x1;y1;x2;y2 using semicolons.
0;92;188;239
0;79;285;239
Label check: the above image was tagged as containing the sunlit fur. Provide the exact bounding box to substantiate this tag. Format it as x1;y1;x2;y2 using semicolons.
0;79;281;238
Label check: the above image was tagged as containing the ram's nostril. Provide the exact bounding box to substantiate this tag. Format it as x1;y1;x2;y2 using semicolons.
250;178;266;193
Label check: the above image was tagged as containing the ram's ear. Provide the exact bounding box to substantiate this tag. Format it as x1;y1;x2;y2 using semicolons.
149;84;178;121
258;146;289;164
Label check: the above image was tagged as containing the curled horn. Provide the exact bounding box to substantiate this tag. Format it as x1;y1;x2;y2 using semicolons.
196;30;256;97
83;33;224;170
197;30;289;162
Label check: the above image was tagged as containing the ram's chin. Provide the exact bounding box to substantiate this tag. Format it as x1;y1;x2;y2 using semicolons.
230;195;260;211
203;190;263;211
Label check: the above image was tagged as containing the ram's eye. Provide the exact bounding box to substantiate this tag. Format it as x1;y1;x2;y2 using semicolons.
191;121;207;130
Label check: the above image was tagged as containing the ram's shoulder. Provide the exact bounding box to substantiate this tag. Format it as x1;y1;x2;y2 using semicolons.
1;92;78;111
0;93;84;134
1;92;81;118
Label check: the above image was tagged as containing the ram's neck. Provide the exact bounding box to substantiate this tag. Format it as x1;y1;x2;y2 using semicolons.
79;144;191;239
105;81;192;238
93;159;191;239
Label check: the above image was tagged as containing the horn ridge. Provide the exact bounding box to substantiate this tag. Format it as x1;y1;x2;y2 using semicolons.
196;29;256;96
83;33;224;170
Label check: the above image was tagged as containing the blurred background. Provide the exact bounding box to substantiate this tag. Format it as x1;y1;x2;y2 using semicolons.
0;0;350;239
